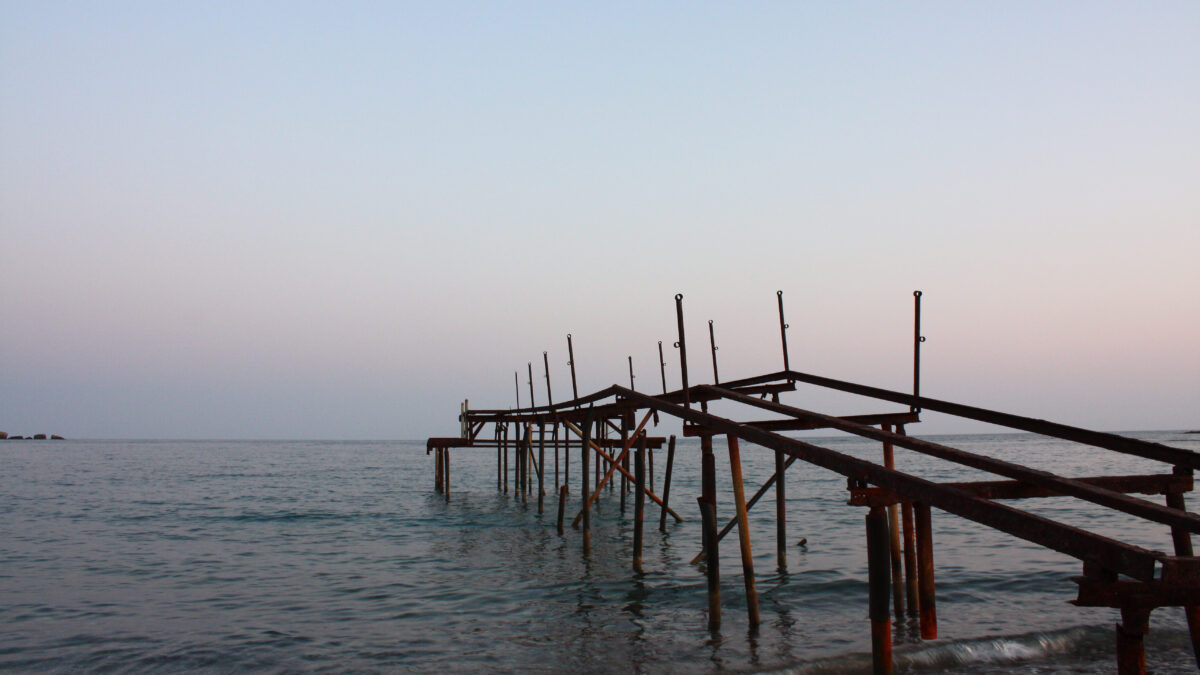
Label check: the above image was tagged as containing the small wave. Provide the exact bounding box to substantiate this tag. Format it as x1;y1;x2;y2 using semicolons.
767;625;1110;674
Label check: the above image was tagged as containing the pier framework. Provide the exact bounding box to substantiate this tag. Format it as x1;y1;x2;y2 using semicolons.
427;291;1200;674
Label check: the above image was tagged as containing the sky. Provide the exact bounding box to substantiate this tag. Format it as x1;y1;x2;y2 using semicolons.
1;2;1197;439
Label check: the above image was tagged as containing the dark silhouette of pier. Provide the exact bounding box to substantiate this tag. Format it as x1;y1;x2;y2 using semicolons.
427;291;1199;674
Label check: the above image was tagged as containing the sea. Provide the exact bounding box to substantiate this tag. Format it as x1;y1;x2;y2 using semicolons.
2;430;1198;673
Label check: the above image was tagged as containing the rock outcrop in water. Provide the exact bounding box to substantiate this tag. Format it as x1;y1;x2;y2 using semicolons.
0;432;66;440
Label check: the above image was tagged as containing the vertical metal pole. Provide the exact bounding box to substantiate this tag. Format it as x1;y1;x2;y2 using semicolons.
867;506;893;675
538;422;546;514
708;320;720;384
434;447;442;493
443;450;450;501
567;334;579;401
543;351;554;407
1116;606;1150;675
898;425;918;615
700;433;720;629
659;435;676;532
633;433;646;574
496;425;502;490
658;341;667;393
775;450;787;569
1166;488;1200;667
915;502;937;639
882;424;905;618
519;424;527;502
727;435;760;627
620;416;629;514
515;371;521;409
628;356;635;390
553;424;560;492
674;294;690;408
913;290;924;413
581;409;593;554
777;290;790;373
557;484;568;535
528;362;536;409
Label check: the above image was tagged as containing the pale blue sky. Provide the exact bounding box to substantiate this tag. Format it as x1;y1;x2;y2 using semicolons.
2;2;1197;439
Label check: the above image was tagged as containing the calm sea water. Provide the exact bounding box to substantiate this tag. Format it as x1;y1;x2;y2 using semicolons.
2;431;1198;673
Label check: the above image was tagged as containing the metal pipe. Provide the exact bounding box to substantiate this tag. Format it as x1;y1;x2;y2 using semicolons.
701;433;720;629
659;435;676;532
915;502;937;639
543;351;554;407
867;506;893;674
581;408;593;553
528;362;536;409
913;290;924;412
882;424;905;617
674;294;690;408
567;334;579;401
658;341;667;394
538;422;546;514
728;435;760;627
777;290;790;372
708;320;720;384
634;433;646;574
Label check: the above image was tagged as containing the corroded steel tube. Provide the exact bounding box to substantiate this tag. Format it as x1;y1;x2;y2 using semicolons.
675;294;690;408
728;435;760;627
659;435;675;532
701;433;720;629
867;506;893;674
633;434;646;574
915;502;937;639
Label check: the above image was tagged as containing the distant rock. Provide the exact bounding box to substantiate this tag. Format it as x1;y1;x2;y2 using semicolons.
51;434;65;440
33;434;47;440
0;431;7;439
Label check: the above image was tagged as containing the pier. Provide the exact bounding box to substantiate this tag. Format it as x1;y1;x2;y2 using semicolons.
427;291;1200;675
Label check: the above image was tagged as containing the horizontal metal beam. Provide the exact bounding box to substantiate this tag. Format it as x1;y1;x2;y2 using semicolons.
850;473;1192;505
687;411;920;435
705;385;1200;535
780;369;1200;470
611;385;1167;583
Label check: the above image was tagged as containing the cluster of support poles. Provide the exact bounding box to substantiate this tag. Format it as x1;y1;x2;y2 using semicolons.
426;290;1200;674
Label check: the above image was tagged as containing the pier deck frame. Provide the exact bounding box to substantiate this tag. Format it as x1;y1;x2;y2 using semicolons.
426;292;1200;675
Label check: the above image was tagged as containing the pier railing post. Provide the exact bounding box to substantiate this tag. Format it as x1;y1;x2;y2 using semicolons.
538;422;546;514
581;409;593;554
633;433;646;574
867;505;893;674
1116;606;1150;675
915;502;937;639
881;424;905;617
700;432;720;630
727;435;760;628
659;435;676;533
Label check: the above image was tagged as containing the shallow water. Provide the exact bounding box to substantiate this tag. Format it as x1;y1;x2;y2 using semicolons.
1;431;1197;672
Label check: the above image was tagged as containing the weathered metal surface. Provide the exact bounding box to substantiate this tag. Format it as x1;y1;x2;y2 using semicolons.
850;473;1192;506
612;386;1167;583
428;289;1200;673
706;385;1200;534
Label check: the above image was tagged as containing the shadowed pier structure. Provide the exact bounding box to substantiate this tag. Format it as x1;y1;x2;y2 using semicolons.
427;291;1200;675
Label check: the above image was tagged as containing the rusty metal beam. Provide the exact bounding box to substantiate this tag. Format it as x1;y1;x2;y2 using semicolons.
610;385;1168;583
851;474;1192;505
704;385;1200;535
688;411;919;435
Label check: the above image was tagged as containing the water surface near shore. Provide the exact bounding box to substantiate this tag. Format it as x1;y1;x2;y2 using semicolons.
1;432;1196;672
